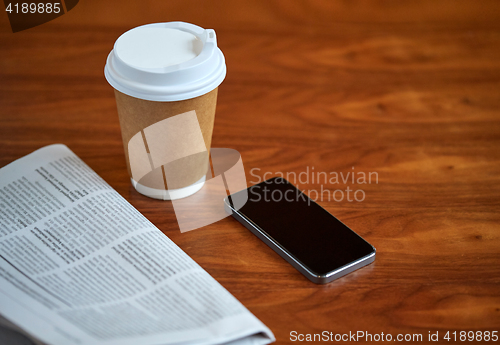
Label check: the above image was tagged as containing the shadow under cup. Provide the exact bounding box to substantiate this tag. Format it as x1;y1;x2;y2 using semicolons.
114;88;218;200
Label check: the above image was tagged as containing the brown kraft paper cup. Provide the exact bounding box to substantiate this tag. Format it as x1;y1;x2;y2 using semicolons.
104;22;226;199
114;88;218;195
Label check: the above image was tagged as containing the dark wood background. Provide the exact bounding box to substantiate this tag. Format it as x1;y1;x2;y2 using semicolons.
1;0;499;343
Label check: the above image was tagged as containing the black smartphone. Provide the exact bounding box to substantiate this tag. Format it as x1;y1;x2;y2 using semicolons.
224;177;375;284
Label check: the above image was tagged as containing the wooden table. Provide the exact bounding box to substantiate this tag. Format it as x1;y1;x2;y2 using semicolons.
1;0;499;343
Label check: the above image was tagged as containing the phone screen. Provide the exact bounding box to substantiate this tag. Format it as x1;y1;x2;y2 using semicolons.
228;177;375;277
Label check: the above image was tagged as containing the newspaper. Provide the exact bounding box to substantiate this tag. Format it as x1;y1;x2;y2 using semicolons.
0;144;274;345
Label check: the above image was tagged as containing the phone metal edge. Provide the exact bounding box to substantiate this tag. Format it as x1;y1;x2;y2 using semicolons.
224;197;376;284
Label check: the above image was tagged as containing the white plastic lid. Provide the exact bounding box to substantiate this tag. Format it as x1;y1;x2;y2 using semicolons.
105;22;226;102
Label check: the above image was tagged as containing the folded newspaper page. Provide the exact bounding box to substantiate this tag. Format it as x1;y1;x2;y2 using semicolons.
0;144;275;345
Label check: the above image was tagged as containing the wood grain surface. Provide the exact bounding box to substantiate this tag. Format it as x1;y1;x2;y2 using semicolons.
1;0;500;343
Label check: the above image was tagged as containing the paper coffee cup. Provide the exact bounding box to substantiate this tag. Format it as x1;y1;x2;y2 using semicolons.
104;22;226;200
